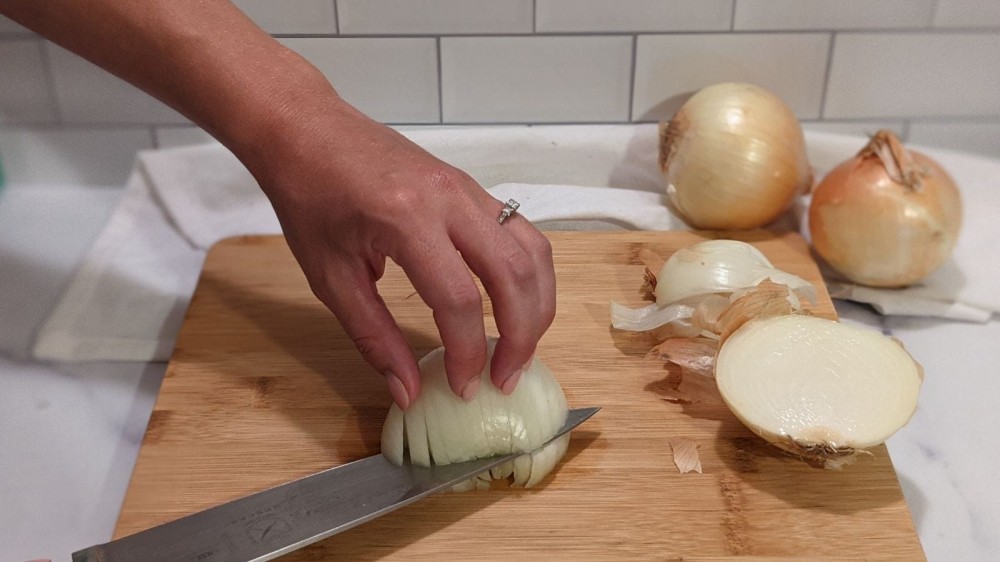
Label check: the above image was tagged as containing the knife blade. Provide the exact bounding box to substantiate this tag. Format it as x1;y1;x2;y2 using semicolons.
73;406;599;562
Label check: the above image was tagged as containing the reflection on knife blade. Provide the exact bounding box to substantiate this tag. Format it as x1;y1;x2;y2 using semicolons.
72;406;599;562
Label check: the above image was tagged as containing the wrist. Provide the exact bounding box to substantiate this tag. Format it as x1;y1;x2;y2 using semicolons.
207;47;357;189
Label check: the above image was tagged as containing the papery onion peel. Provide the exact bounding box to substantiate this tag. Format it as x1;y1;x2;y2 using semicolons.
809;130;962;287
660;82;812;230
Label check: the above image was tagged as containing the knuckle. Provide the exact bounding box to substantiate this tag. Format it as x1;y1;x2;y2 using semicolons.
380;183;423;220
502;332;537;357
447;342;487;364
540;298;557;330
306;274;337;308
426;166;470;193
379;165;473;223
350;334;382;361
439;282;483;314
533;235;554;261
504;250;536;286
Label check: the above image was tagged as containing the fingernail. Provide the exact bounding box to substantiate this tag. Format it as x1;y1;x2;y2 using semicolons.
385;372;409;410
461;376;480;401
501;367;525;395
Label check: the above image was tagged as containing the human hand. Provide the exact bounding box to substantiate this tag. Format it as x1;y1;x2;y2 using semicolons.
250;98;556;409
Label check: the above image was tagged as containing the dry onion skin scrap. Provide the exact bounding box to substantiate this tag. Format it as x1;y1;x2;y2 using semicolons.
660;82;812;230
611;239;816;338
716;315;922;468
809;130;962;287
381;338;570;491
612;239;923;468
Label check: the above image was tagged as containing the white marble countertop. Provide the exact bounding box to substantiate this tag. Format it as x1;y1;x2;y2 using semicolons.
1;182;998;561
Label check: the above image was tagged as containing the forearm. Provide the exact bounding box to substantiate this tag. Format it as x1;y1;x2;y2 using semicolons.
2;1;555;406
0;0;343;179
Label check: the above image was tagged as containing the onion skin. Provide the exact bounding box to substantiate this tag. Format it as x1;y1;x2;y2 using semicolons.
809;130;962;287
660;82;811;230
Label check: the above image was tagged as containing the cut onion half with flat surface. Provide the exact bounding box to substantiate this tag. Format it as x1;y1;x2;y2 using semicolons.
716;315;921;466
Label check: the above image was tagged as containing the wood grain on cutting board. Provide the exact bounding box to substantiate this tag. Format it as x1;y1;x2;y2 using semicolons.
115;231;924;560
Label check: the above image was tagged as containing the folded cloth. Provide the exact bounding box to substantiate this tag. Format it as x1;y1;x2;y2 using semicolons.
32;125;1000;362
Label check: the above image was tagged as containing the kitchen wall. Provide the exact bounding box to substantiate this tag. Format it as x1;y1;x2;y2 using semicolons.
1;0;999;185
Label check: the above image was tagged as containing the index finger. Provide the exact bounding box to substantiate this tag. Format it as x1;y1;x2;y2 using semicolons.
450;204;556;393
393;234;488;401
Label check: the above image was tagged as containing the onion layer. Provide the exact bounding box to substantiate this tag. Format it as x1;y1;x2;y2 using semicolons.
611;240;815;338
716;315;922;467
660;83;811;230
653;239;816;306
381;338;570;490
809;130;962;287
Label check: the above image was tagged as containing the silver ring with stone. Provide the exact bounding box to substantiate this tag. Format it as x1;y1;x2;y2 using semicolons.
497;199;521;225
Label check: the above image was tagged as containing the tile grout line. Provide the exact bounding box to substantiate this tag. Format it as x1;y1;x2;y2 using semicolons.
266;26;1000;39
817;32;837;120
627;35;638;122
436;36;444;124
37;39;65;125
5;115;1000;131
532;0;537;33
928;0;941;30
333;0;340;34
730;0;737;31
149;125;160;149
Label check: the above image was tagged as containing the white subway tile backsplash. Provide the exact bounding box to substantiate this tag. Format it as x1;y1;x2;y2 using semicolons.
734;0;934;30
632;33;830;121
933;0;1000;28
824;33;1000;119
441;36;632;123
0;40;57;123
908;121;1000;158
1;1;999;178
46;43;187;124
154;126;217;149
279;38;439;123
536;0;732;32
337;0;532;35
232;0;337;35
0;127;152;185
802;120;906;139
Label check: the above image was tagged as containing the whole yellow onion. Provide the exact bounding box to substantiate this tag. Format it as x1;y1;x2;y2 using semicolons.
659;82;812;230
809;130;962;287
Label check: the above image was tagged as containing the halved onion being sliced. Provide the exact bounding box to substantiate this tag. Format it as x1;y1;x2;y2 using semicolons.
381;337;571;490
715;315;922;468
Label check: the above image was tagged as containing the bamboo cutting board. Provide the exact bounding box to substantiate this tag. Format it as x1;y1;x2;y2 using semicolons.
115;231;925;560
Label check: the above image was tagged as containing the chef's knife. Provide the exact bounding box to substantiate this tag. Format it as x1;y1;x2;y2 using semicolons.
73;406;599;562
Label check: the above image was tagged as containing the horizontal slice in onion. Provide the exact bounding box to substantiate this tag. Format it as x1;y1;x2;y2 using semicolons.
381;338;571;490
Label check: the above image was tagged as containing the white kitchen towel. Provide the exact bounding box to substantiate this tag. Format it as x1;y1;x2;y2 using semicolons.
32;125;1000;362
